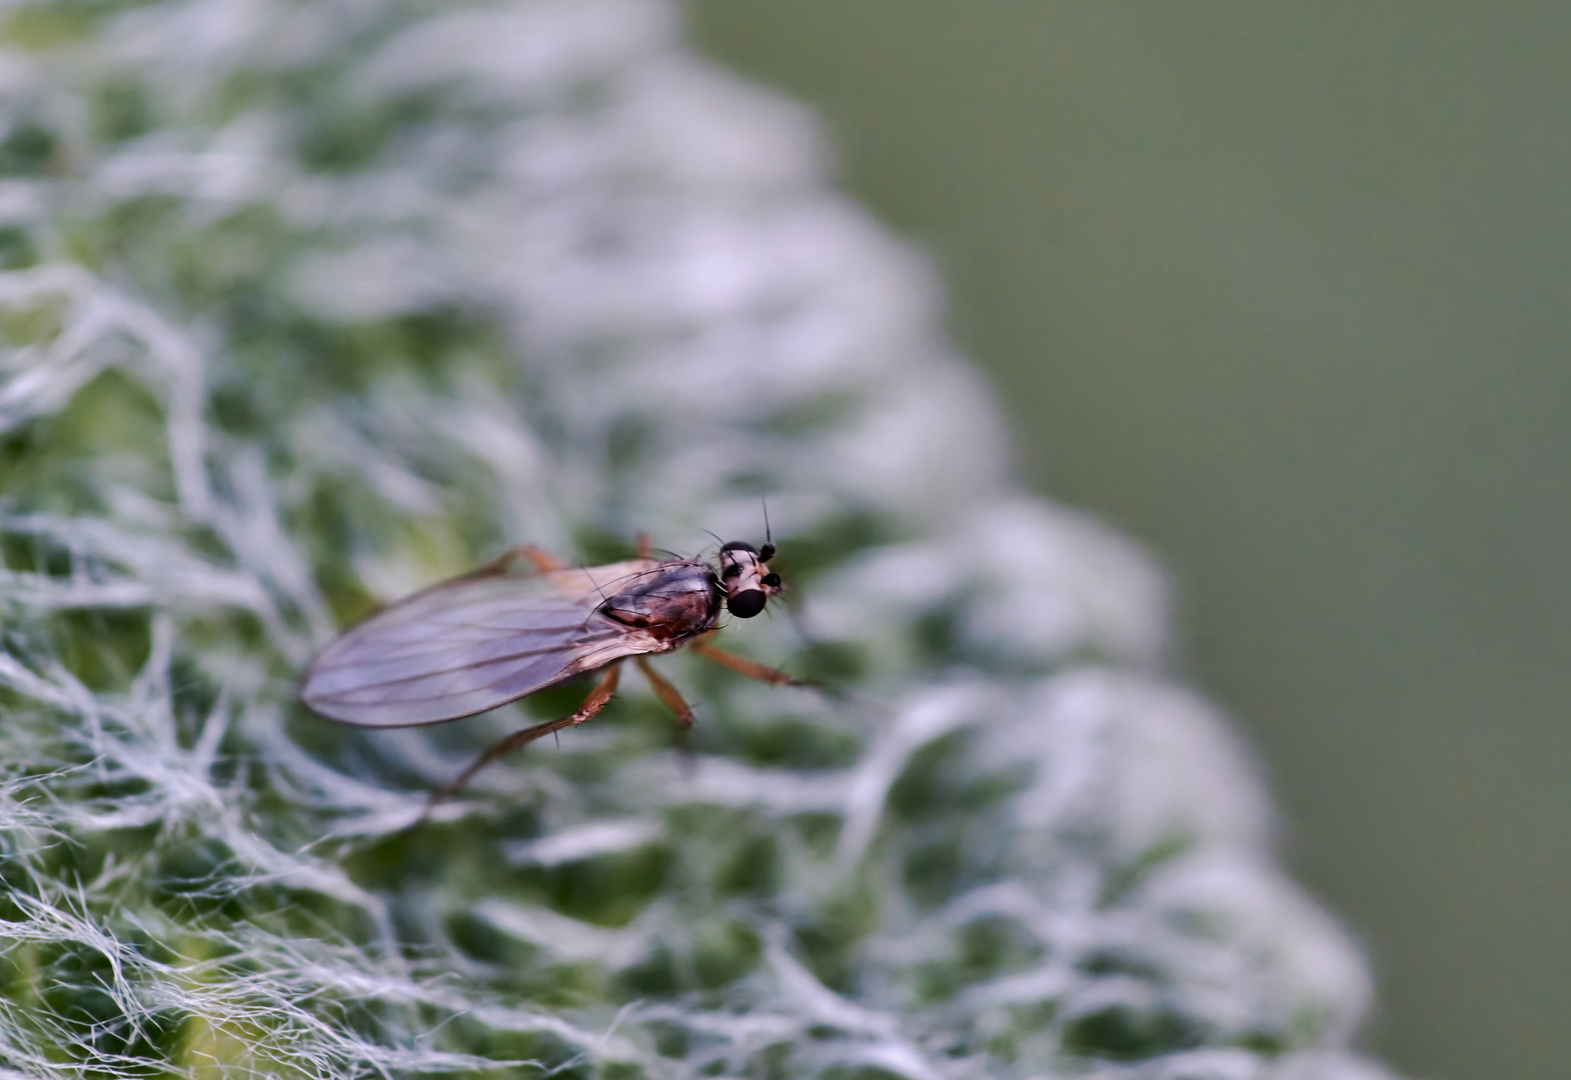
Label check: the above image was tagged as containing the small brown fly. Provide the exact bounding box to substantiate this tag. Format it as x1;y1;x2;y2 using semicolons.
301;536;796;797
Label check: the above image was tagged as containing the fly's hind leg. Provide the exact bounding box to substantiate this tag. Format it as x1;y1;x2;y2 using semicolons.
691;637;806;688
426;664;621;813
518;546;569;571
468;544;569;577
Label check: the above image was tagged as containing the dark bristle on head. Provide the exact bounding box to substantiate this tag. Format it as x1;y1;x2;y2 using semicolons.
720;540;758;554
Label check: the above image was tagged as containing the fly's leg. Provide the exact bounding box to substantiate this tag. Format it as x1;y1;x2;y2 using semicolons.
634;656;699;765
634;656;695;728
691;637;806;687
519;546;569;571
427;664;620;811
468;545;568;577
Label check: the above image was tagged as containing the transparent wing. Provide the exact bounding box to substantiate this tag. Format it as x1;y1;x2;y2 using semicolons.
301;561;664;727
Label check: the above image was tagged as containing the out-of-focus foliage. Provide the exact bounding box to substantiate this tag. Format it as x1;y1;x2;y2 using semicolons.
0;1;1398;1077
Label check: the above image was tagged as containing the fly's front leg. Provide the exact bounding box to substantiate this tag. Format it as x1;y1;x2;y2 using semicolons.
634;656;695;729
691;636;806;688
428;663;621;810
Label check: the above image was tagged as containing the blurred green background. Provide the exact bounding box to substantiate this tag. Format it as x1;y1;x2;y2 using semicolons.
686;3;1571;1079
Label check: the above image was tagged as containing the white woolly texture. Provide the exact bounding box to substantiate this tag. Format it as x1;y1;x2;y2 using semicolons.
0;1;1396;1077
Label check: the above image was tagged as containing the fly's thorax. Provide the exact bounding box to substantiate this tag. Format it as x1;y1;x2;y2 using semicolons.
717;540;781;619
598;560;721;640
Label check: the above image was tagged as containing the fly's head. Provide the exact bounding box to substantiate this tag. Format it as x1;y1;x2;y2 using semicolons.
717;540;781;619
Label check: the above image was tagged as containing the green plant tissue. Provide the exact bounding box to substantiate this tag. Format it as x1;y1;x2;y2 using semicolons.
0;1;1401;1078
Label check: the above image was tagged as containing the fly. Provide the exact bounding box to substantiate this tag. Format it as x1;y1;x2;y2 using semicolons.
301;536;794;797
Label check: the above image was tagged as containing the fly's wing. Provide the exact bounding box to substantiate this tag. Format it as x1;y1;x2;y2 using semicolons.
301;561;664;727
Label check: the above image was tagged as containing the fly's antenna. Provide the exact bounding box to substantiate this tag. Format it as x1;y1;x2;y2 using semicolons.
760;498;775;562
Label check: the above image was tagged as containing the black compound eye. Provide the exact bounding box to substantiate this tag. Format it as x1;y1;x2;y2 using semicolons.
762;573;781;588
726;589;767;618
